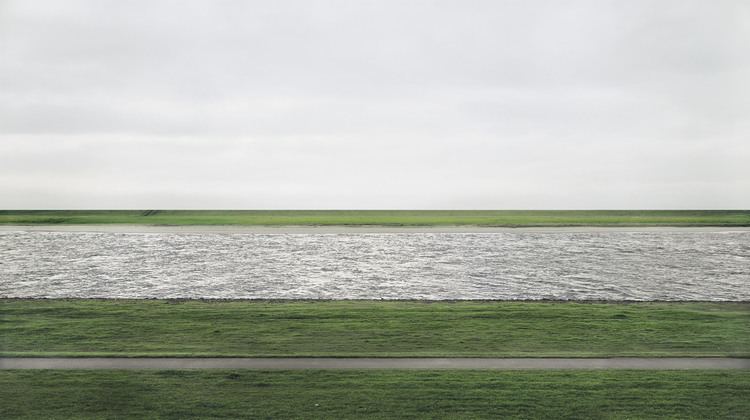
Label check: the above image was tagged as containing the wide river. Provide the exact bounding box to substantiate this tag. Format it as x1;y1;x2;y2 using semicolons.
1;230;748;300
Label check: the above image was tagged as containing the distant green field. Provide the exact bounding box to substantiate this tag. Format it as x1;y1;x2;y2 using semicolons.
1;370;748;419
1;210;749;226
2;300;747;357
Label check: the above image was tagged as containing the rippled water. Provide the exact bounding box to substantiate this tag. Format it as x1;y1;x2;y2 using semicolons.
1;231;748;300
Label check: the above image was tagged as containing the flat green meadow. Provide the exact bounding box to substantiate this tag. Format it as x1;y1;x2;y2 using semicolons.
1;370;748;419
2;210;749;226
2;300;747;357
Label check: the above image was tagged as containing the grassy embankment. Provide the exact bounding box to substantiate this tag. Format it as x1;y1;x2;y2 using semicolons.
3;301;748;418
1;370;748;419
2;300;748;357
2;210;750;226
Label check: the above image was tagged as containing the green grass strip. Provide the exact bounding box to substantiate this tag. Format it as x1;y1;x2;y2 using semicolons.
1;370;748;419
2;210;750;226
2;300;748;357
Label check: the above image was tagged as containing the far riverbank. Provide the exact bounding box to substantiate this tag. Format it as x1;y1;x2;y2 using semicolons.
3;224;750;234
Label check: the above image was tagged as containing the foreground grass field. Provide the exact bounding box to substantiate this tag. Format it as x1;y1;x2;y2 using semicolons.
2;300;748;357
1;370;748;419
2;210;750;226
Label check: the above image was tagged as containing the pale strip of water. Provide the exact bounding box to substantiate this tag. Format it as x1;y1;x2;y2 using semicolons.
1;231;748;300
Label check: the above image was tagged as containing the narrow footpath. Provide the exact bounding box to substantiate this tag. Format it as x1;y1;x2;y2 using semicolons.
2;357;748;370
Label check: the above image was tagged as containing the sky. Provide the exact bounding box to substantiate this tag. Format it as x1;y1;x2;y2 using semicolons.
1;0;748;209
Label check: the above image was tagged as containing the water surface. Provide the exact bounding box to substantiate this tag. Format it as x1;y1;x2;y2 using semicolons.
1;231;748;300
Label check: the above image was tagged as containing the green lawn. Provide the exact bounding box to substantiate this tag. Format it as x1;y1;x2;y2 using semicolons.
2;300;748;357
2;210;749;226
1;370;748;419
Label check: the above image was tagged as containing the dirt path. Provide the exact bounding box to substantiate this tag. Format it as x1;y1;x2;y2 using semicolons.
2;357;748;370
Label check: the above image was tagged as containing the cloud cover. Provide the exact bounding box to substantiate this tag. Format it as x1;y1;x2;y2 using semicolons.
1;0;748;208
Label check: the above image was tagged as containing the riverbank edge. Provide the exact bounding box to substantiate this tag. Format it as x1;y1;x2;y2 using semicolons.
3;224;750;233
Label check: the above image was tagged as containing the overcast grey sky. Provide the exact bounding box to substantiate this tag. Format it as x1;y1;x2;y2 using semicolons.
1;0;748;209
